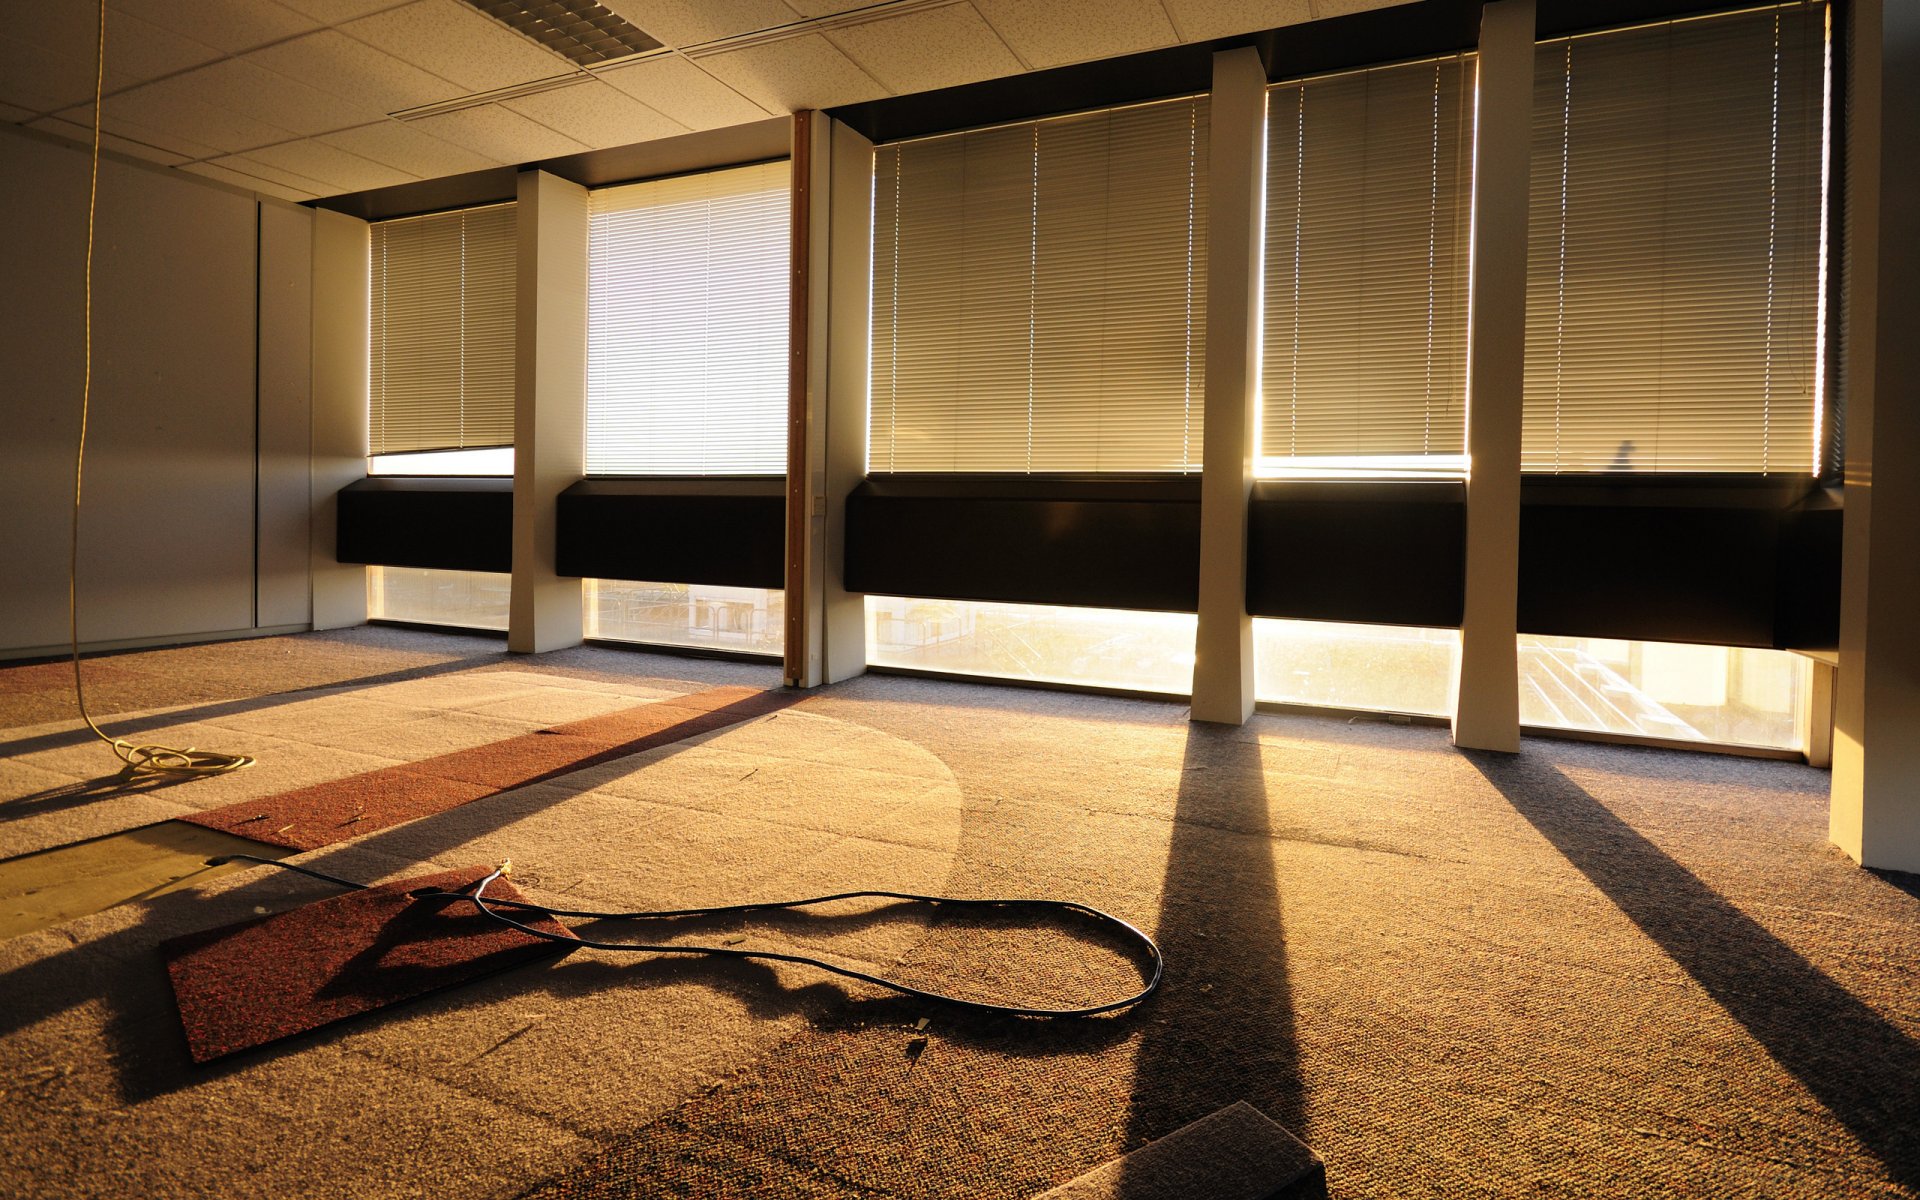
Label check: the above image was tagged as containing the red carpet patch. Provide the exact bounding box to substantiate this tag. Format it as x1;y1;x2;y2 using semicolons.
162;866;575;1063
179;685;804;851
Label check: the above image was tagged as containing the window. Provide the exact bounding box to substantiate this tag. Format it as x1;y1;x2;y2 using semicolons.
1519;636;1808;750
1261;55;1477;478
368;203;516;459
585;580;783;656
1524;3;1828;474
586;160;791;476
1253;620;1458;716
866;597;1196;694
367;567;510;631
869;96;1210;473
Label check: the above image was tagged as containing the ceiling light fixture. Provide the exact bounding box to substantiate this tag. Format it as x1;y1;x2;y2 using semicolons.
459;0;662;67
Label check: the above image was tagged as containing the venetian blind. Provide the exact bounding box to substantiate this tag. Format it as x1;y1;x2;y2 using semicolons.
870;96;1210;473
1523;2;1827;474
1261;55;1476;475
586;159;791;476
368;203;516;456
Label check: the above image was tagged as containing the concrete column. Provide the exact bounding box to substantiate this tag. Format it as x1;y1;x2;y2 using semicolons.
309;207;368;631
1190;46;1266;726
821;116;874;685
1451;0;1534;753
785;112;869;687
1831;0;1920;872
509;170;587;654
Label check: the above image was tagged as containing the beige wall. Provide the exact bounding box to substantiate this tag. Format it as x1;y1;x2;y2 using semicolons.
0;125;314;659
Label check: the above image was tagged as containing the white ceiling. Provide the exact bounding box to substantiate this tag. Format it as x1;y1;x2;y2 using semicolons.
0;0;1405;203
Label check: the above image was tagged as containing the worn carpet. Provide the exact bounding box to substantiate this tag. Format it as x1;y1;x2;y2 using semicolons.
1;627;1916;1199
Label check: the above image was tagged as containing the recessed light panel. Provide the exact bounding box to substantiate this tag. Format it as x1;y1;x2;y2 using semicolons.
461;0;663;67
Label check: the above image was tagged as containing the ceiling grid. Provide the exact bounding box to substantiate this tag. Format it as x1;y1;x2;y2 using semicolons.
0;0;1397;201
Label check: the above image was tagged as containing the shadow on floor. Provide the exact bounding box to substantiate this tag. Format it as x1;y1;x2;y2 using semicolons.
1467;751;1920;1192
0;652;510;760
1122;722;1314;1194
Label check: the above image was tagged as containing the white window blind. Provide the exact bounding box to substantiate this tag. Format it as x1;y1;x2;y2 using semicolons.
870;96;1210;474
586;159;792;476
1524;2;1828;474
369;203;516;456
1261;55;1477;477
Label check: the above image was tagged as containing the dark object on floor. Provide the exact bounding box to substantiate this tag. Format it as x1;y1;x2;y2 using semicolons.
1035;1101;1325;1200
161;865;575;1063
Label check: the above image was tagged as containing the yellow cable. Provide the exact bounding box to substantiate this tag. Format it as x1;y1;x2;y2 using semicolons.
68;0;252;779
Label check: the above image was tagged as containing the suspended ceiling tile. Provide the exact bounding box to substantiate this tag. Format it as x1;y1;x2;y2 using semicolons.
34;110;227;161
970;0;1178;69
165;58;386;137
22;5;224;88
246;30;462;117
0;35;141;114
179;159;323;202
598;0;802;50
784;0;899;15
1160;0;1313;43
274;0;416;20
64;80;302;154
694;33;888;115
342;0;576;94
320;119;501;176
205;151;338;195
408;103;592;163
824;5;1024;96
246;137;418;190
595;54;770;131
107;0;321;56
1314;0;1420;14
23;116;194;165
503;79;684;149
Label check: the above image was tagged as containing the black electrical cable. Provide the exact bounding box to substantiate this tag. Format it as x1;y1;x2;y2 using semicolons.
208;855;1162;1019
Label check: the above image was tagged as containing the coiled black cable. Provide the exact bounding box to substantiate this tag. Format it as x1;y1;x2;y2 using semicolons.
209;855;1162;1019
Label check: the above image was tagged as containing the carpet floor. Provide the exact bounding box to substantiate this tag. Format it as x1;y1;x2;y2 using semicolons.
0;627;1915;1199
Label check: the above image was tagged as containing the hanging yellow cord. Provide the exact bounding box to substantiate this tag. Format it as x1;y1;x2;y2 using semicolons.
69;0;253;779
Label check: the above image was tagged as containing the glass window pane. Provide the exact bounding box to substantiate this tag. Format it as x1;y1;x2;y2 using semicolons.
865;597;1196;694
1518;635;1807;750
368;448;514;476
367;567;509;631
1253;619;1458;716
584;580;784;656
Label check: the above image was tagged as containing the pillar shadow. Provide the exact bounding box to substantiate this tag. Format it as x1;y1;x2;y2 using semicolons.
1123;722;1315;1194
1465;751;1920;1190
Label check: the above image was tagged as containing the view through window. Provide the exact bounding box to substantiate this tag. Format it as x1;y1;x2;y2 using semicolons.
585;580;783;656
367;567;509;631
865;597;1197;695
1519;636;1807;749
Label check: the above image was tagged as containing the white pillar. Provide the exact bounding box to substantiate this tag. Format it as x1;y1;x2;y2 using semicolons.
785;112;870;687
509;170;587;655
1831;0;1920;872
1451;0;1534;753
310;208;368;631
1190;46;1266;726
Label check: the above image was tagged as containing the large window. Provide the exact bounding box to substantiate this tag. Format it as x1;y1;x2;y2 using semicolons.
368;203;516;460
586;159;791;476
1523;3;1828;474
866;597;1196;695
869;96;1210;473
367;568;510;632
1253;620;1458;716
1519;636;1808;750
1260;55;1476;478
581;160;791;652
